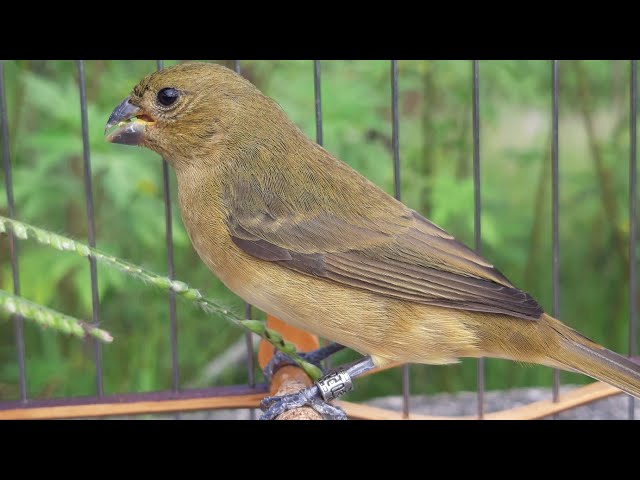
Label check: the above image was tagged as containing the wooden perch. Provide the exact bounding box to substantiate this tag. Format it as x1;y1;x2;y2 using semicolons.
258;314;323;420
268;366;322;420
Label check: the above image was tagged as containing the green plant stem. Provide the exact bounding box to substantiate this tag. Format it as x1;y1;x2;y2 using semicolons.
0;215;323;381
0;289;113;343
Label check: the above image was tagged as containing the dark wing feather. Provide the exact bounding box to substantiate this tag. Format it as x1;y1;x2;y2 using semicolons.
227;202;543;320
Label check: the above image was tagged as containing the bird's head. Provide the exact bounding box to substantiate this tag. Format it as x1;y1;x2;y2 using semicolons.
105;62;283;166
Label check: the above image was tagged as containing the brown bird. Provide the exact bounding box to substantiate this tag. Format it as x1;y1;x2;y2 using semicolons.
105;62;640;419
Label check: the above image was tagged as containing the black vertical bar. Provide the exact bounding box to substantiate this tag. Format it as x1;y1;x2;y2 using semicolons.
156;60;180;393
629;59;638;420
391;60;410;418
234;60;256;420
551;60;561;405
77;60;103;397
472;60;485;419
314;60;324;147
0;61;27;402
244;302;255;420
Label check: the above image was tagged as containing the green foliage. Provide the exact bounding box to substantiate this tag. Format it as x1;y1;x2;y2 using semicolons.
1;60;638;403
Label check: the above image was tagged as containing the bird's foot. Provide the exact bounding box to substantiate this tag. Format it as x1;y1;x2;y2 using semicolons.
260;358;374;420
259;385;348;420
263;343;345;383
263;350;309;384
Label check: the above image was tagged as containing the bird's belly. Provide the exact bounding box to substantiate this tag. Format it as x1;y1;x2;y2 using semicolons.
217;251;396;362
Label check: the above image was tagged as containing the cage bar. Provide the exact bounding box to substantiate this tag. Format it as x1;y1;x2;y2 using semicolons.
0;61;27;401
77;60;103;397
629;59;638;420
472;60;485;419
314;60;324;147
154;60;181;393
391;60;411;418
551;60;561;405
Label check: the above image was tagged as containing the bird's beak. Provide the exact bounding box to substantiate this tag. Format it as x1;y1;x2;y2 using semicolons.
104;97;155;145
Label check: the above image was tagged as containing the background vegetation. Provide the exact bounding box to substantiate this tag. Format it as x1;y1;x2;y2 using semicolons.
0;60;637;404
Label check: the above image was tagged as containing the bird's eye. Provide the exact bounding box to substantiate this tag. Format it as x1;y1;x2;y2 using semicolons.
157;87;180;107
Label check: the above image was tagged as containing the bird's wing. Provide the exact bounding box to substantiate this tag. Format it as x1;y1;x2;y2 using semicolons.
225;171;543;321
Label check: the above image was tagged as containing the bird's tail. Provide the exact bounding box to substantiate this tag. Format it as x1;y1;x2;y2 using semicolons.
543;314;640;399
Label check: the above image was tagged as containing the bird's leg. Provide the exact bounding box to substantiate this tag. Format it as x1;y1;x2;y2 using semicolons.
263;342;346;383
260;356;375;420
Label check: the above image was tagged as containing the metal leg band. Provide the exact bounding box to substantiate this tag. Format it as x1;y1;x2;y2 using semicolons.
317;368;353;402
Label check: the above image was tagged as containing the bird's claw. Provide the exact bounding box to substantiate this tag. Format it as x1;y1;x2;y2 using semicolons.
263;350;326;383
263;351;306;384
259;386;348;420
263;343;346;383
